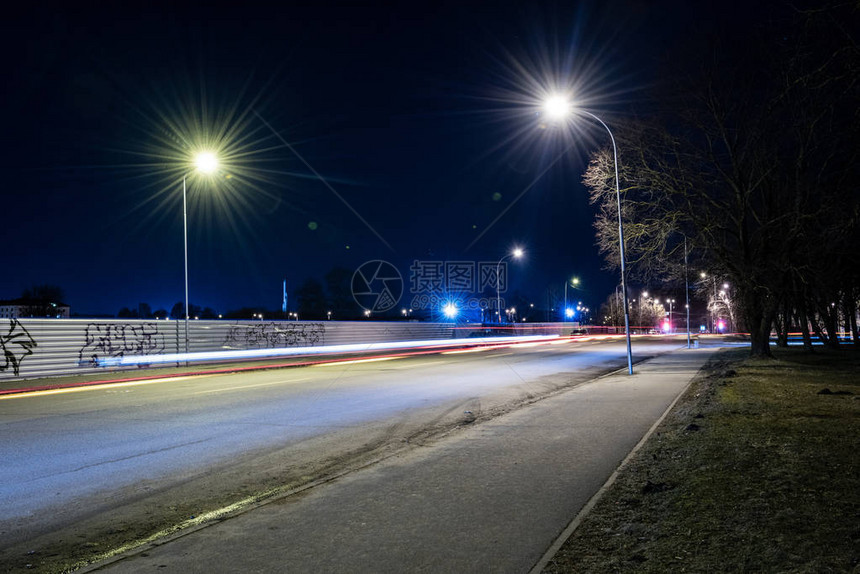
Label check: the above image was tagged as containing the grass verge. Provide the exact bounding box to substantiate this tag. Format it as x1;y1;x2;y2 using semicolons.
544;347;860;573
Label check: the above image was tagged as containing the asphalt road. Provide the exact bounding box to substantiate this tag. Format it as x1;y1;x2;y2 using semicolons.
0;336;687;567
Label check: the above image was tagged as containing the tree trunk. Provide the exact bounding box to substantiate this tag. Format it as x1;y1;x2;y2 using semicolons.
775;303;789;348
749;316;773;357
809;311;830;347
796;308;813;351
742;289;774;358
821;302;841;349
844;293;859;345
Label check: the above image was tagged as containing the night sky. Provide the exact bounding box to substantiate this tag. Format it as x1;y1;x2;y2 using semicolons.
1;1;760;317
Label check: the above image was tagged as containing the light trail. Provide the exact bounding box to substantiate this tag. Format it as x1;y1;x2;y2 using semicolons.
2;335;595;399
99;334;562;368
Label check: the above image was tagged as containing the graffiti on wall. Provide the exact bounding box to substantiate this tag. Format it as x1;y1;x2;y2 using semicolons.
78;323;165;367
1;319;37;376
223;322;325;349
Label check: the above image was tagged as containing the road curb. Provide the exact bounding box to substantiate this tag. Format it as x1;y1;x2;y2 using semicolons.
528;347;717;574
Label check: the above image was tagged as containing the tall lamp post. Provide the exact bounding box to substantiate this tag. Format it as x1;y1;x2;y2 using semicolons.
685;237;691;347
700;272;717;333
543;97;633;374
183;151;219;354
496;248;524;323
564;276;580;321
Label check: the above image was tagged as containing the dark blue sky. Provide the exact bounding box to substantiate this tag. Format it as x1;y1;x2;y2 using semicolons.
1;1;760;317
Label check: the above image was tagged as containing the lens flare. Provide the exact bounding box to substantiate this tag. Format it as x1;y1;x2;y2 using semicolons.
194;151;218;174
443;303;459;319
543;95;571;119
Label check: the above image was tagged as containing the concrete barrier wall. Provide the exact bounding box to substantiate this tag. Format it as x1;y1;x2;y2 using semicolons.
0;318;574;381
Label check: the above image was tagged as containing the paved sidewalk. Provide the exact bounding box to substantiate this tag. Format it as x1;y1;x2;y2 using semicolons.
90;347;717;574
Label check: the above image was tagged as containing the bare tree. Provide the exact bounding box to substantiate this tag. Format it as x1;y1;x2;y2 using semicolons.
583;3;859;357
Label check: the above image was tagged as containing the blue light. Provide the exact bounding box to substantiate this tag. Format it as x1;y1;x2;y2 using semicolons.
565;308;575;318
443;303;458;319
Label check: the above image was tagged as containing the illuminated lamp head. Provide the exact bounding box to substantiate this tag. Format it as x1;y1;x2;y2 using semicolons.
543;95;572;120
194;151;219;174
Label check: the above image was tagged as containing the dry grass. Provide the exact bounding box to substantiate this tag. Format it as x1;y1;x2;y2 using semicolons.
545;347;860;573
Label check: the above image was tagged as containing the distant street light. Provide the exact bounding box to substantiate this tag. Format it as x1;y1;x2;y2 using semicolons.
543;96;633;373
563;276;580;322
442;303;458;319
496;248;524;324
183;151;219;355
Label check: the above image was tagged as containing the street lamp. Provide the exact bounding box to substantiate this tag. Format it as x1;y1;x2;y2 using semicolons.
639;291;649;330
443;303;458;319
543;97;633;373
496;248;524;324
563;276;580;321
701;272;718;333
182;151;219;355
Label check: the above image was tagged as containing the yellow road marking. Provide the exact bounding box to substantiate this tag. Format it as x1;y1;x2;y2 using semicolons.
441;346;499;355
310;357;399;368
0;376;209;400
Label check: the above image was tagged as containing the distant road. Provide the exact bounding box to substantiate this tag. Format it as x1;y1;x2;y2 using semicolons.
0;336;685;555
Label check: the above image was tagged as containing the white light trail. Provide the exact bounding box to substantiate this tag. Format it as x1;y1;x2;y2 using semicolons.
99;334;561;368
